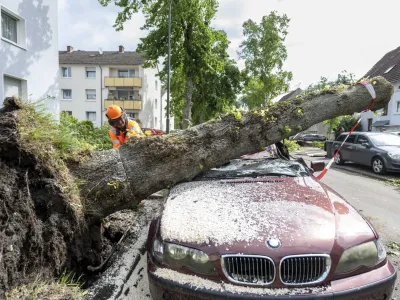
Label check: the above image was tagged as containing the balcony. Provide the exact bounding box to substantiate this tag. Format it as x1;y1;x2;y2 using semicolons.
104;76;142;88
104;99;142;110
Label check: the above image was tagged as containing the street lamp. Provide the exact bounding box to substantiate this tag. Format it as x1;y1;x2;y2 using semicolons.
166;0;172;133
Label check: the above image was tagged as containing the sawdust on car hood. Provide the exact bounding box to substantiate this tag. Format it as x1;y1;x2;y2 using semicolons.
160;176;375;253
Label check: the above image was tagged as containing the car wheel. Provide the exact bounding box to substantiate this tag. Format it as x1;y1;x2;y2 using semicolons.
334;152;345;165
372;157;386;174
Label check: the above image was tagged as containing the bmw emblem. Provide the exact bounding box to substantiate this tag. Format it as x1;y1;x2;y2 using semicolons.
266;238;281;249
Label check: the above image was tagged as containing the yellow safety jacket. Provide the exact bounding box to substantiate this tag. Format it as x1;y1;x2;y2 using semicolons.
109;120;144;149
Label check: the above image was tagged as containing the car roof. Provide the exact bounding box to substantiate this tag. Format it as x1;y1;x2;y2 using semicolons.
340;132;392;135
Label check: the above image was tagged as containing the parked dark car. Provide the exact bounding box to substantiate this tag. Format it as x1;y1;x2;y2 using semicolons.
332;132;400;174
147;152;396;299
296;134;327;142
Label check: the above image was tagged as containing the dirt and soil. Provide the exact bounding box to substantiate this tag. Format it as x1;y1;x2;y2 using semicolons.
0;99;102;296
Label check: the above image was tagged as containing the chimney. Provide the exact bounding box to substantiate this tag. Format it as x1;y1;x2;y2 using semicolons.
119;45;125;53
67;46;73;53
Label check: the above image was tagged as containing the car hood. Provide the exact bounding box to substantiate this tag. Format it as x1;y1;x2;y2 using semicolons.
160;177;375;256
378;145;400;154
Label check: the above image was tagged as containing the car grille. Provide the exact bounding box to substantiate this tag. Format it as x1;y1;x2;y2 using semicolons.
222;255;275;285
280;255;331;285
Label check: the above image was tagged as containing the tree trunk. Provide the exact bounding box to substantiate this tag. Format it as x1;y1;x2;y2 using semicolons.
182;73;194;129
182;23;194;129
73;77;393;221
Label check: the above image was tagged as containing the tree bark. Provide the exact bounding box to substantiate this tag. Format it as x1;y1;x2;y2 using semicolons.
182;23;194;129
73;77;393;221
182;73;194;129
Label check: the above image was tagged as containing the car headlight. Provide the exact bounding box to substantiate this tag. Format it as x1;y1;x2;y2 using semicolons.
335;239;386;274
388;153;400;160
152;240;216;274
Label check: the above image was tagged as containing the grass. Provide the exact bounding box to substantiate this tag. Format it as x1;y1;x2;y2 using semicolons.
5;272;87;300
311;141;325;149
283;139;301;152
387;241;400;257
15;99;112;220
386;179;400;188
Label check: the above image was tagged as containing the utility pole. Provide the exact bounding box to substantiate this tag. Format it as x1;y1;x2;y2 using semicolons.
166;0;172;133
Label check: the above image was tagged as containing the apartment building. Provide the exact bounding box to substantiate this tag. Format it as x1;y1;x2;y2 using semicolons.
59;45;173;130
0;0;59;114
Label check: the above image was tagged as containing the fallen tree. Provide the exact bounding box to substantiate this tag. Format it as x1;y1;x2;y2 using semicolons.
74;76;393;220
0;76;393;291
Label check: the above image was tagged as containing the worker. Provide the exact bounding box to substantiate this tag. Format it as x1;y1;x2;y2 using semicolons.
106;105;144;149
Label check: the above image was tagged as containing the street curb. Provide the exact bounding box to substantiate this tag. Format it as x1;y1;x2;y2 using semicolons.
330;164;396;183
293;151;397;183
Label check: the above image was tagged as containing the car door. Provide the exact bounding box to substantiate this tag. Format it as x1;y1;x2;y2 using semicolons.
340;134;357;161
351;135;373;165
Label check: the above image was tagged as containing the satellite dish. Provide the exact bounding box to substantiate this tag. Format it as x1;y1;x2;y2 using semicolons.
99;48;103;55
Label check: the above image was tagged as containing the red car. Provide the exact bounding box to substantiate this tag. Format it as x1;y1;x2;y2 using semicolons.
147;152;396;299
142;128;164;136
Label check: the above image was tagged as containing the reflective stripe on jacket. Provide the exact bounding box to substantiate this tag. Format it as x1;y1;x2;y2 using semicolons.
109;120;144;149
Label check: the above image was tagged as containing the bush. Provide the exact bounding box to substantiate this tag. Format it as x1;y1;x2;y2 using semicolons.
19;101;112;165
284;139;301;152
312;141;325;149
59;112;112;152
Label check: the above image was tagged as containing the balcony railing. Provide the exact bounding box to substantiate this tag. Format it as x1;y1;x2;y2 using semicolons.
104;76;142;87
104;99;142;110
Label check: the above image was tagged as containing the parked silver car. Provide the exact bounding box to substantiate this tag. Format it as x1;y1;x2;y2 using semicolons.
332;132;400;174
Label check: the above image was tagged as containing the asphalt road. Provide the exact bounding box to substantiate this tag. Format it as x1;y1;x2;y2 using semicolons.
315;163;400;300
320;168;400;242
120;165;400;300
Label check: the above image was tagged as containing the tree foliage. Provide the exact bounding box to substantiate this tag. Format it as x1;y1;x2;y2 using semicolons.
305;70;359;133
336;115;363;132
239;12;292;108
99;0;231;129
170;30;242;126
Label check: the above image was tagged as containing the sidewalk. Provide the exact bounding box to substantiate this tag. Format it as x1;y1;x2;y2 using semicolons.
293;147;400;182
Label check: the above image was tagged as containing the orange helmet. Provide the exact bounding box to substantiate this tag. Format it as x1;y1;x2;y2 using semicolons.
106;105;123;120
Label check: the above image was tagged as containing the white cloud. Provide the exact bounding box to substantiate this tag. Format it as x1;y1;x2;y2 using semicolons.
60;0;400;88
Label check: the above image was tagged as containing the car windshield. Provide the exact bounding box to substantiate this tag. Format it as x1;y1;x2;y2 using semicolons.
196;158;309;180
370;134;400;146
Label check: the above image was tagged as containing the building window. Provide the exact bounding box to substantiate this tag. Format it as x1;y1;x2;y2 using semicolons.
384;65;395;74
382;104;388;116
155;117;158;127
155;98;158;109
1;8;26;48
127;112;138;119
155;80;158;90
62;111;72;116
62;67;72;78
62;89;72;100
86;111;96;124
1;11;17;43
368;118;373;131
118;70;135;78
4;75;25;99
86;89;96;101
397;101;400;113
86;67;96;78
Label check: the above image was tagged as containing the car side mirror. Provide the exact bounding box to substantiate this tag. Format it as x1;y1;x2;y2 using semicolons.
310;161;325;172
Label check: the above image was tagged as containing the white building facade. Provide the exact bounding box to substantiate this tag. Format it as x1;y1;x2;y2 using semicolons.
359;80;400;132
359;46;400;132
0;0;59;114
59;46;173;130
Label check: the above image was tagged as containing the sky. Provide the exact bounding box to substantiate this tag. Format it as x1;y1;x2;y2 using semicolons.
58;0;400;90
